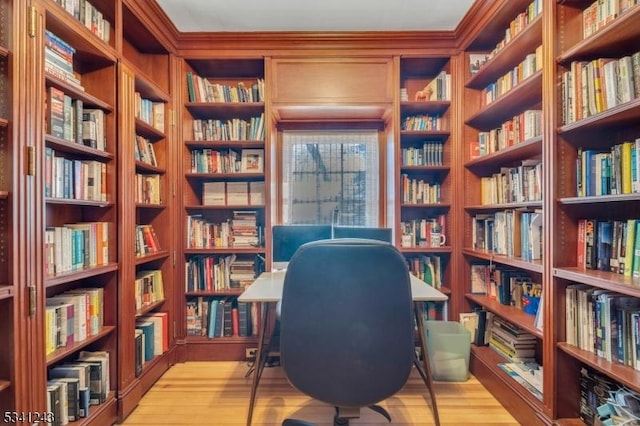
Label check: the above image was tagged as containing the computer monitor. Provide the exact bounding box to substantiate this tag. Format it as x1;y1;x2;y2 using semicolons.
332;226;393;243
271;224;332;270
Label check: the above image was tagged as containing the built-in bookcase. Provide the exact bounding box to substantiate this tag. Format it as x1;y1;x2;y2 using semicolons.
179;58;267;361
396;57;454;317
118;1;174;418
552;1;640;423
461;0;545;422
0;0;22;413
31;0;119;422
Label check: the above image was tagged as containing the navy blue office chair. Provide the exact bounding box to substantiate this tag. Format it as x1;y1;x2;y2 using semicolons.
279;238;415;426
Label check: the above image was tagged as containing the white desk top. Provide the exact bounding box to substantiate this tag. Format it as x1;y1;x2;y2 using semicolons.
238;270;448;303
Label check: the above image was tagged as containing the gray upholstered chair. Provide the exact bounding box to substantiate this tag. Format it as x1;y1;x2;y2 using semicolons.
279;238;415;426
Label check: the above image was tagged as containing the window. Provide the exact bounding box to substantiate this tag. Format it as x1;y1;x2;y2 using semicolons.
281;130;380;226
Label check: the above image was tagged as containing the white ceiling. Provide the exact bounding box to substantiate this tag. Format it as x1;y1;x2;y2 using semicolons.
155;0;476;32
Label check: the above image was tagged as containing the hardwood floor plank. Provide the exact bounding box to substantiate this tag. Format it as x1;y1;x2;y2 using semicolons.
121;362;520;425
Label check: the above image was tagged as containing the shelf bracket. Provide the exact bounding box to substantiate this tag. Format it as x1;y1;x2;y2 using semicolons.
28;6;37;38
26;146;35;176
28;285;36;316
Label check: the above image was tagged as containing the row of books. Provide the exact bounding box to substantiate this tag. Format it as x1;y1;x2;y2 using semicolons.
134;92;165;133
192;114;265;141
566;283;640;368
400;175;442;204
186;211;262;249
44;147;107;202
561;51;640;125
185;72;265;104
479;161;542;205
481;45;542;107
135;173;162;205
185;254;263;292
44;222;110;276
401;114;445;131
45;288;104;355
472;209;543;261
576;140;640;197
51;0;111;43
46;87;107;150
47;351;110;425
399;216;446;248
135;313;169;376
44;30;82;89
470;264;542;313
576;218;640;276
579;366;638;426
135;224;162;257
202;180;265;206
186;297;258;338
134;135;158;167
134;270;165;312
469;110;542;159
401;141;444;166
582;0;639;39
412;71;451;101
190;148;264;174
406;255;444;289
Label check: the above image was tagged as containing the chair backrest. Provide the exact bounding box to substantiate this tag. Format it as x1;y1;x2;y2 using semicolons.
280;238;414;408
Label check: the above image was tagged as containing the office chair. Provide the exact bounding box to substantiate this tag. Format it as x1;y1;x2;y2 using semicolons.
279;238;415;426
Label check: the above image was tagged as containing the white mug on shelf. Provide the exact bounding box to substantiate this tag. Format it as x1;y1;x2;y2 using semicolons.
430;232;446;247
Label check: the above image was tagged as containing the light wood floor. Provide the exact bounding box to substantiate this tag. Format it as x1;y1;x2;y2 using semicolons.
120;361;520;425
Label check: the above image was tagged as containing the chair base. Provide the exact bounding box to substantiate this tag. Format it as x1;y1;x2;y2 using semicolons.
282;405;391;426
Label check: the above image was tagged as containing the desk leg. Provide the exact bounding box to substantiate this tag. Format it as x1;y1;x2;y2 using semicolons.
414;302;441;426
247;302;272;426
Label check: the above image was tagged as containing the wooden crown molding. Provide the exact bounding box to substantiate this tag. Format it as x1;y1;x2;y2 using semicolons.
125;0;181;53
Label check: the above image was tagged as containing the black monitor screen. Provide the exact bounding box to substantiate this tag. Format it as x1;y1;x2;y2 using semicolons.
333;226;393;243
272;225;333;263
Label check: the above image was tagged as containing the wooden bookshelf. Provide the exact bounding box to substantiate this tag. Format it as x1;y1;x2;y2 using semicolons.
117;1;175;418
465;293;542;338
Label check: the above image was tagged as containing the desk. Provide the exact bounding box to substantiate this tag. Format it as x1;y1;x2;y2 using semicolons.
239;271;448;426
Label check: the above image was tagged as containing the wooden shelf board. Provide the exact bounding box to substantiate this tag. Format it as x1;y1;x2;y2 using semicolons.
45;74;113;111
185;290;245;297
45;263;118;288
465;136;542;171
400;203;450;209
78;391;117;426
45;134;114;160
185;204;265;210
466;293;542;338
186;102;264;119
184;247;266;255
0;191;7;199
558;98;640;135
467;16;543;89
185;172;265;180
465;201;543;211
44;7;117;67
466;0;536;50
553;267;640;297
559;193;640;204
135;250;171;265
466;71;542;130
0;45;8;57
558;343;640;393
0;380;10;392
46;326;116;366
558;4;640;63
185;140;265;149
0;117;8;127
135;161;165;174
135;118;166;140
470;345;545;410
462;248;543;273
399;100;450;115
399;130;450;142
399;246;453;254
135;299;166;317
400;165;450;173
186;335;259;344
130;63;170;102
136;203;167;210
45;197;114;208
0;285;14;300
